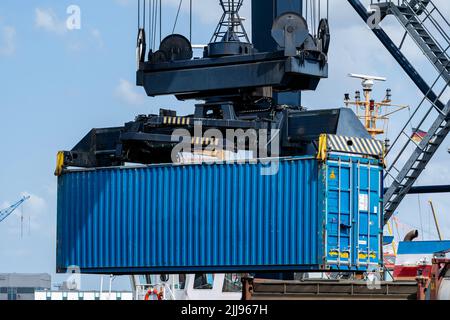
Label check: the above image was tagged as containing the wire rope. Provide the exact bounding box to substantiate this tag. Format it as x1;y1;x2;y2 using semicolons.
172;0;184;34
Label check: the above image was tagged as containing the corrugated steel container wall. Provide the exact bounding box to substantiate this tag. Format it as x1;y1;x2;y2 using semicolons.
57;158;323;273
57;156;383;274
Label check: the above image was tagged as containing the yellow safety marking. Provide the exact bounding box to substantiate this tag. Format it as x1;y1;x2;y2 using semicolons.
366;139;376;155
354;138;365;154
329;251;339;257
188;137;221;146
336;137;347;151
369;140;378;155
344;137;353;152
54;151;65;177
340;136;351;152
326;134;384;158
360;138;372;155
162;117;192;126
357;252;376;260
317;134;328;161
328;250;349;259
340;252;349;259
329;170;336;180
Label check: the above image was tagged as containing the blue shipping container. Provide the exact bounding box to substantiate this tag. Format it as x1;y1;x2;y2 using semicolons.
56;156;383;274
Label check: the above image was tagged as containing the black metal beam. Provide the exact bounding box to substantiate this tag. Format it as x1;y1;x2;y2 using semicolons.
407;185;450;194
252;0;304;106
138;55;326;97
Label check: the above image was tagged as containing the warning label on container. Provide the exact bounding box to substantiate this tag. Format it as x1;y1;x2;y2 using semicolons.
359;194;368;211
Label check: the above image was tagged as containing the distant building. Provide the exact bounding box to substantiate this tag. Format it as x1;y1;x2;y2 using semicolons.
0;273;51;300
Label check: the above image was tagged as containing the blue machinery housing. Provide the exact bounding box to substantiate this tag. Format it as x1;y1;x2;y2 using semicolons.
57;155;383;274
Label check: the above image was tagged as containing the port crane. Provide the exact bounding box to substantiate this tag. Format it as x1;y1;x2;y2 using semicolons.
348;0;450;224
57;1;450;228
51;0;450;300
0;196;30;224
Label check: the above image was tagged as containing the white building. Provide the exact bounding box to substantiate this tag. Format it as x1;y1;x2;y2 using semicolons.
0;273;51;300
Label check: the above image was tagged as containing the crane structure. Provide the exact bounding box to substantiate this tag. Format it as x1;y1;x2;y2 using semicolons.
55;0;450;226
348;0;450;224
0;196;30;224
51;0;450;299
58;0;380;172
428;200;443;241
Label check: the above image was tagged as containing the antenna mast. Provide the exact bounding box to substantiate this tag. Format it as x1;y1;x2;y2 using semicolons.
345;73;408;138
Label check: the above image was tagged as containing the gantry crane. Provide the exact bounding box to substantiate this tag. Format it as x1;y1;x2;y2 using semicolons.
0;196;30;224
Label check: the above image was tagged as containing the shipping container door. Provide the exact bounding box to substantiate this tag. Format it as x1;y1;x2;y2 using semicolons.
324;158;382;271
354;160;382;269
324;159;353;269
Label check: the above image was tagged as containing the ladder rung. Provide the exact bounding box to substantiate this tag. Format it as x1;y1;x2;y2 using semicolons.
411;164;426;170
430;103;447;117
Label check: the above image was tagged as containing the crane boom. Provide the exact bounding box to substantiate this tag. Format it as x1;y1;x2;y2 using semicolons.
428;200;443;241
0;196;30;223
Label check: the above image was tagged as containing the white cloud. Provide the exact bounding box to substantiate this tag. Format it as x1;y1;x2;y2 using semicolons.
0;25;16;56
115;79;146;106
91;28;104;48
35;8;66;35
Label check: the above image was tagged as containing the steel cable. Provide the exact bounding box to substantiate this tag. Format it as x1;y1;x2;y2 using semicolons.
172;0;184;34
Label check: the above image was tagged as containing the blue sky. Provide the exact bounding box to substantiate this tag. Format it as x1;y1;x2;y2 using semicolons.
0;0;449;291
